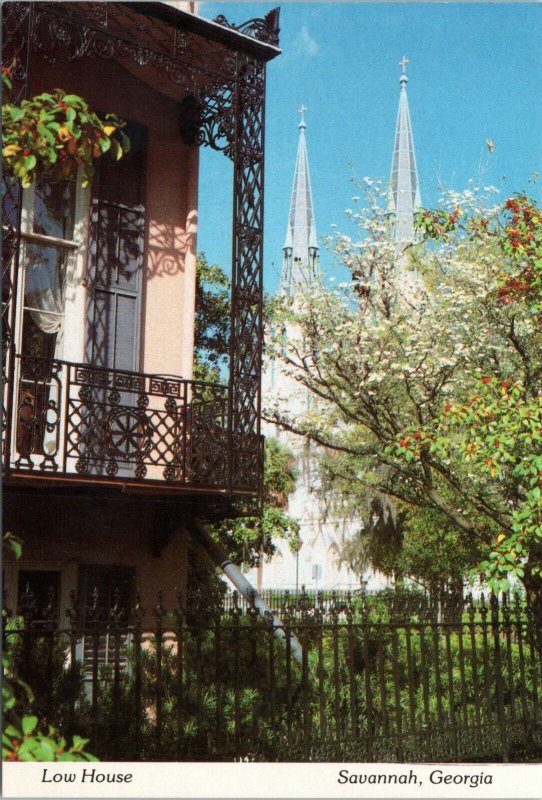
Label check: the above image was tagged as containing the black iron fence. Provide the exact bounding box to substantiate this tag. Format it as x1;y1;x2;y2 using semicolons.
222;587;443;616
4;589;541;762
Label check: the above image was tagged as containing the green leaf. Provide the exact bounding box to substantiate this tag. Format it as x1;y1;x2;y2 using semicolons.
9;107;25;122
61;94;84;105
74;735;91;747
22;715;38;735
22;154;36;171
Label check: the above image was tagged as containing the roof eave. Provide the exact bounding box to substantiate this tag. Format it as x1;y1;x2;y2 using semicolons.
127;2;282;62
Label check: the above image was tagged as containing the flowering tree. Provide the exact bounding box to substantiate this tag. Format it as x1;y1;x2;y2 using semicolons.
265;182;542;608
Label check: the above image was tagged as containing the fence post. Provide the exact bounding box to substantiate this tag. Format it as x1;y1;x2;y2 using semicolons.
110;588;123;760
512;592;529;734
230;590;241;759
466;593;482;754
132;591;144;758
17;582;36;697
431;600;444;736
316;593;326;745
441;594;458;761
87;587;100;749
345;592;359;745
403;614;416;740
330;591;342;758
299;587;311;760
389;597;404;761
502;593;517;724
490;593;508;762
479;594;493;728
283;591;293;750
174;590;185;759
360;596;374;761
153;591;165;755
455;596;469;735
214;597;223;758
418;613;432;757
65;590;79;737
266;610;276;734
248;590;259;748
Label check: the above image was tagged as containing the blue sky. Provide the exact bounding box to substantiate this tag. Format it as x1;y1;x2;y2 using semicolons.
197;2;542;294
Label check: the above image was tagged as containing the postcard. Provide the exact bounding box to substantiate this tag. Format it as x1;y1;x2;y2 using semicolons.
2;1;541;798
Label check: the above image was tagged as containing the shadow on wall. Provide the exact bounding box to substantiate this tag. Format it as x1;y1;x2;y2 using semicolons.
146;211;197;280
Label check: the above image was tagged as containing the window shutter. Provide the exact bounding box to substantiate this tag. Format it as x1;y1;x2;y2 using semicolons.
86;121;147;373
86;199;145;372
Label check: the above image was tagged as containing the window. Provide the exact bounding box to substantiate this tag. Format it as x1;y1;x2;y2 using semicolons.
15;175;87;459
20;176;78;361
17;569;61;624
78;565;135;668
79;564;135;625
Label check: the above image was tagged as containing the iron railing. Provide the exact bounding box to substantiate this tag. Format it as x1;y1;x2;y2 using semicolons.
5;588;541;762
3;354;262;495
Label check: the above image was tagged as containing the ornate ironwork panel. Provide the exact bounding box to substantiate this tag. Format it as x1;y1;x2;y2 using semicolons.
228;56;266;492
9;356;234;491
31;3;238;98
213;8;280;47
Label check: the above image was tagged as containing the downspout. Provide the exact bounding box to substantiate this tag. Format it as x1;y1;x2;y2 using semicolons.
187;519;303;664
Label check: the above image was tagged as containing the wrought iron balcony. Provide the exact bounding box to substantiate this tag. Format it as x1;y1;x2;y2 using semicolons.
3;355;262;500
2;3;280;512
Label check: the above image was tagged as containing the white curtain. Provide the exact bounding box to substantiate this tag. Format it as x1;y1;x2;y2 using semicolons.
24;243;66;458
25;243;65;356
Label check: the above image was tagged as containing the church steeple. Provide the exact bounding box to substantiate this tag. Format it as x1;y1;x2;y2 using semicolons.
389;57;421;243
280;106;319;297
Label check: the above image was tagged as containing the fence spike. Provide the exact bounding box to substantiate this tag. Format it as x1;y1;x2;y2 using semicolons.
154;590;166;622
174;587;185;620
65;588;80;626
42;585;57;622
19;582;37;621
109;587;124;625
230;589;241;619
131;589;145;623
87;585;101;621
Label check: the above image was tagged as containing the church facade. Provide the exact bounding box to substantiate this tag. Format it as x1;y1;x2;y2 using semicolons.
248;62;421;593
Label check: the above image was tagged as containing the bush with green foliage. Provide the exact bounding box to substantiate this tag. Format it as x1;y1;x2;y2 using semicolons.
2;534;97;763
2;67;128;188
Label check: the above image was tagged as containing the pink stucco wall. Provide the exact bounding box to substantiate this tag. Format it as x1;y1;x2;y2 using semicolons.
28;52;199;381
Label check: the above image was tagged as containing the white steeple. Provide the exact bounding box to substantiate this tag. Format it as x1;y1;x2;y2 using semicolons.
280;106;319;296
390;57;421;243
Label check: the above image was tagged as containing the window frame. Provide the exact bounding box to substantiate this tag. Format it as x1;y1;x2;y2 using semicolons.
16;174;91;364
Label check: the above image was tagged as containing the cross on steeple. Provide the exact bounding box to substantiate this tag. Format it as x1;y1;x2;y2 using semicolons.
298;104;307;128
399;56;409;74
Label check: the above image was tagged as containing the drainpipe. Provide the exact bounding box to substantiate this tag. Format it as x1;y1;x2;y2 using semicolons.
188;519;303;664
